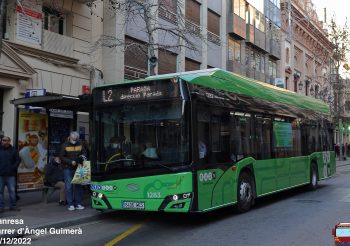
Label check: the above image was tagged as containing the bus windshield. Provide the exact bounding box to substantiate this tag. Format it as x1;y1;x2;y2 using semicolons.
93;100;190;174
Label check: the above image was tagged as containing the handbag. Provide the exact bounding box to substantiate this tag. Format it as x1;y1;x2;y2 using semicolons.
71;160;91;185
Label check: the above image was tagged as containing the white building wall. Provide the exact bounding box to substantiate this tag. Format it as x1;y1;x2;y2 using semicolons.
1;78;19;140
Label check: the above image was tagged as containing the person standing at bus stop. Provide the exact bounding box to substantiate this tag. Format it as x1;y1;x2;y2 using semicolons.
60;131;87;211
0;136;20;212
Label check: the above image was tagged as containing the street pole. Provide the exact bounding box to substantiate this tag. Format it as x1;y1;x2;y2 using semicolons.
339;118;343;160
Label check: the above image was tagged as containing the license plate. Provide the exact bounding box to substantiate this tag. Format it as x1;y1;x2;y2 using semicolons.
122;201;145;210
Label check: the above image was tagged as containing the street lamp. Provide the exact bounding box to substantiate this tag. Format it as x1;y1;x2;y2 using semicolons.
298;80;303;91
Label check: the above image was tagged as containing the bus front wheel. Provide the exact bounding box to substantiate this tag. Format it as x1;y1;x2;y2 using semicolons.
309;162;318;191
237;172;254;213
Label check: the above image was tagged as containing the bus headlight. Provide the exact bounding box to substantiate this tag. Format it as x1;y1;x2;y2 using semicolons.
182;193;191;199
98;193;103;199
171;192;192;201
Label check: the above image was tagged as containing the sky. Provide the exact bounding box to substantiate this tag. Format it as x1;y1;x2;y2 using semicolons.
312;0;348;26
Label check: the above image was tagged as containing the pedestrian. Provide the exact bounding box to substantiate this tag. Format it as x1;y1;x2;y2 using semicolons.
335;143;340;158
0;136;20;212
60;131;87;211
44;154;66;206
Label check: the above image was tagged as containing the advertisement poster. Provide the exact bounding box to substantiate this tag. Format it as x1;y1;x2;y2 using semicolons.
17;110;48;191
273;121;292;148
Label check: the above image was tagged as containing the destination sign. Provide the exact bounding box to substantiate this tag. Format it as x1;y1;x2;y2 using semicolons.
94;79;180;104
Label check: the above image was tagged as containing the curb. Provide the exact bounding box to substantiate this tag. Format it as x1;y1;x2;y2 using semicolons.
337;163;350;167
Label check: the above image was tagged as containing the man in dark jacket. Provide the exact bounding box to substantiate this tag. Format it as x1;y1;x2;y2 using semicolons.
0;136;20;212
44;154;65;205
60;131;87;211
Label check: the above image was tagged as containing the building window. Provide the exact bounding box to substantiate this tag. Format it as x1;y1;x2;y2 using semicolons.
186;0;200;25
234;0;246;19
286;48;290;64
208;10;220;35
228;38;241;62
246;5;254;25
248;49;265;73
255;11;265;32
158;50;177;75
185;58;201;71
268;60;277;78
124;36;148;72
43;6;65;35
160;0;177;13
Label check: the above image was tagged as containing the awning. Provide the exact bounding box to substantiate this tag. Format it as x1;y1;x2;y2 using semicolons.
10;94;92;112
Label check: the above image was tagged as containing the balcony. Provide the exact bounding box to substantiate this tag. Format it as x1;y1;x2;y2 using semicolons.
267;38;281;60
246;68;266;82
185;20;201;37
228;13;246;39
124;65;148;80
254;29;266;51
159;7;177;25
42;30;74;58
207;31;221;46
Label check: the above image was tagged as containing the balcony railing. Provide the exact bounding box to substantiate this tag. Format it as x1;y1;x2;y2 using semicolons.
124;65;148;80
207;31;221;46
159;7;177;25
42;30;74;58
185;20;201;36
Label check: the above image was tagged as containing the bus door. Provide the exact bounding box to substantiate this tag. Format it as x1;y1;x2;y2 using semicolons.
196;105;235;211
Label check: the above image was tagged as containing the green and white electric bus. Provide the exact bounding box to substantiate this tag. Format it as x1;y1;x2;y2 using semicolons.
90;68;335;213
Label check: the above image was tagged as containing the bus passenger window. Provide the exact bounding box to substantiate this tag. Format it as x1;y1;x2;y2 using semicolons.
230;113;251;162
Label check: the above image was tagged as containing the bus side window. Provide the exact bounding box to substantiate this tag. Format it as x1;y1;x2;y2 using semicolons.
230;114;251;161
292;119;301;156
197;120;209;163
254;115;272;160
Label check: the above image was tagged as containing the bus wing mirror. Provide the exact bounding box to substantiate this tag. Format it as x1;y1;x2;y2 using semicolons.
332;228;335;236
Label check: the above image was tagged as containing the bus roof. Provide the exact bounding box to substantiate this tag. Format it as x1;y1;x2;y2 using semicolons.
98;68;329;114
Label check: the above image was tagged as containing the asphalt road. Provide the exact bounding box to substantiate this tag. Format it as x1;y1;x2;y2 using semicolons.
29;165;350;246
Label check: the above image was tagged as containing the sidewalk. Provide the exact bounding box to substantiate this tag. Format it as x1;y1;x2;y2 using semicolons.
0;188;112;238
336;159;350;167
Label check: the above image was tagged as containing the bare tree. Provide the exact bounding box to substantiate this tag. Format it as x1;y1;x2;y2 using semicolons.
89;0;204;76
327;18;350;159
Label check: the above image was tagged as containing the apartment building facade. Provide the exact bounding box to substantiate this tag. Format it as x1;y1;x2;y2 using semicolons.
2;0;339;141
0;0;92;141
89;0;281;85
280;0;332;98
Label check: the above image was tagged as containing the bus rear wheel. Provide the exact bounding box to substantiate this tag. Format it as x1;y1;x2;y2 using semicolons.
309;162;318;191
237;172;254;213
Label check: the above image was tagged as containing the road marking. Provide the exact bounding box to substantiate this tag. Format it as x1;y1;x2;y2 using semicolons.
105;223;143;246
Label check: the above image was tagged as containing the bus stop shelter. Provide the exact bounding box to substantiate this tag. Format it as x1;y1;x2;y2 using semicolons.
10;93;92;191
